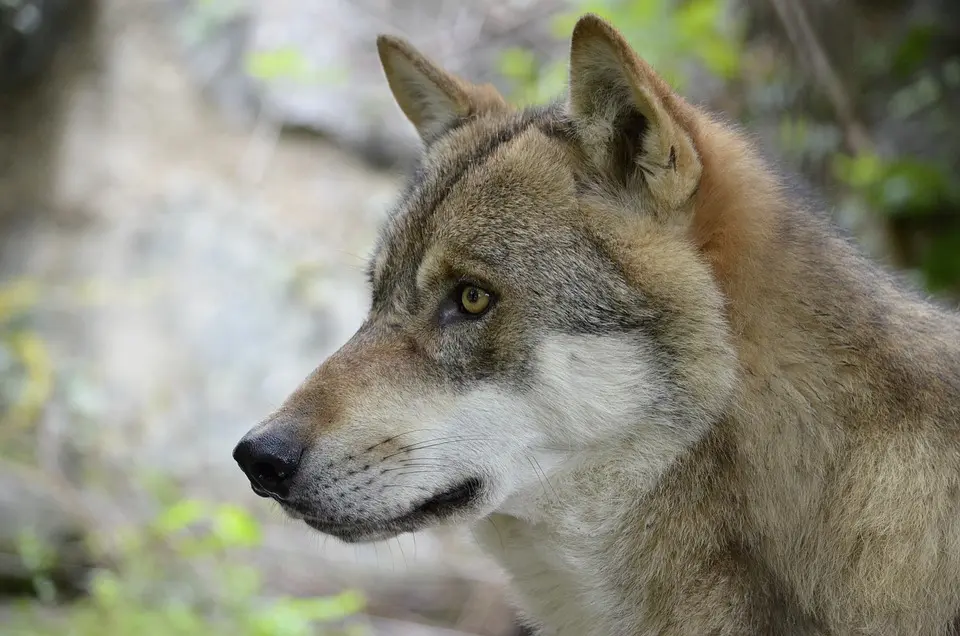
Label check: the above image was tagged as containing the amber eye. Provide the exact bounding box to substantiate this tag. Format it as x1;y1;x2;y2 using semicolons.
458;284;492;315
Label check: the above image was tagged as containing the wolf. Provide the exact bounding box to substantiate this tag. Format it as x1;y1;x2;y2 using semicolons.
233;14;960;635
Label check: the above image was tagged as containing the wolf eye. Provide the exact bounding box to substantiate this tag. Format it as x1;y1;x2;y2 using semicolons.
458;284;492;315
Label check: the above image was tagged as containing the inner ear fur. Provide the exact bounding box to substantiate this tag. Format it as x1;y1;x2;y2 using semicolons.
376;35;509;144
567;14;702;210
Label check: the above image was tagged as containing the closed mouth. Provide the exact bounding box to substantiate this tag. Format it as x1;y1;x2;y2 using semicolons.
250;482;271;498
294;477;484;542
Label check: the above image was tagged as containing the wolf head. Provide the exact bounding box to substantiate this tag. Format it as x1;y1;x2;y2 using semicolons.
233;14;739;543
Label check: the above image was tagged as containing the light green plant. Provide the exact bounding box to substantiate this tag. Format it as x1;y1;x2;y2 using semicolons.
500;0;742;105
0;278;52;455
10;495;367;636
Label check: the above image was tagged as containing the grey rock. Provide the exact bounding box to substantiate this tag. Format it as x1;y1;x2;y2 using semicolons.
172;0;568;168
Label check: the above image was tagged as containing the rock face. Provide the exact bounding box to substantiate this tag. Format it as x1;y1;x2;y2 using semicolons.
0;465;93;597
175;0;568;168
0;0;514;629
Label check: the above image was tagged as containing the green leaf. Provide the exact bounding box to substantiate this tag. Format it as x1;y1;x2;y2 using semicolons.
893;24;937;76
922;231;960;293
89;571;123;608
251;590;365;635
154;498;207;535
212;504;263;548
833;153;885;190
245;48;313;82
16;531;55;573
250;605;312;636
283;589;366;622
223;564;262;599
499;47;537;81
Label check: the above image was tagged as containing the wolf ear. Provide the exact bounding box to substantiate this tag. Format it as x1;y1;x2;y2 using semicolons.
567;14;701;209
376;35;508;144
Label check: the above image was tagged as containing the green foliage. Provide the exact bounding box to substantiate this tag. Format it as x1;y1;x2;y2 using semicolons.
15;532;59;605
9;496;367;636
833;150;960;292
245;47;314;82
921;231;960;294
552;0;740;83
500;0;741;105
244;48;348;86
892;24;938;78
889;70;944;120
498;46;569;107
777;116;843;163
0;279;52;457
179;1;346;86
0;277;364;635
503;0;960;296
833;153;958;215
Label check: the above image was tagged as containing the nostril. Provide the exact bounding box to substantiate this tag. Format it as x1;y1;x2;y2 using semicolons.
252;461;287;487
233;430;303;499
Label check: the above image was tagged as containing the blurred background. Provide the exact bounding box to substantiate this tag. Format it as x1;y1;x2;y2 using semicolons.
1;0;958;634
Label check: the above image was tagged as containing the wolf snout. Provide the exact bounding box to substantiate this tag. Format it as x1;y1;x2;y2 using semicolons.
233;426;303;500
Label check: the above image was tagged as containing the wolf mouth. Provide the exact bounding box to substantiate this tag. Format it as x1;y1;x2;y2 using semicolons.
294;477;484;543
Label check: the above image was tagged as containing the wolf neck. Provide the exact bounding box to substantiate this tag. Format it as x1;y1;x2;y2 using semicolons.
690;117;952;540
693;116;900;395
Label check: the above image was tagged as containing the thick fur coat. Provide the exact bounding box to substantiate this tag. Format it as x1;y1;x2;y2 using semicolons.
234;14;960;635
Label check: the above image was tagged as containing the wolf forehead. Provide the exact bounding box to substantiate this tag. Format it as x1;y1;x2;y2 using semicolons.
367;104;617;293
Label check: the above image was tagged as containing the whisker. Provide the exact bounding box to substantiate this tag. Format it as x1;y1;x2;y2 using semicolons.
395;536;408;572
380;465;452;473
530;455;561;504
381;484;433;491
529;444;578;453
393;461;460;469
393;455;460;463
330;248;373;263
486;516;506;553
527;456;551;502
381;437;494;460
392;434;496;453
364;429;442;453
389;469;450;478
385;538;396;574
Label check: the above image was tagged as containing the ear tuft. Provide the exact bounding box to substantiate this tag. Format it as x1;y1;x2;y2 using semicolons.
376;35;508;144
567;14;701;210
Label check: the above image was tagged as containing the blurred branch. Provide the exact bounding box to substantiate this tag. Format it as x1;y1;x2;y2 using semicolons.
764;0;905;266
766;0;873;155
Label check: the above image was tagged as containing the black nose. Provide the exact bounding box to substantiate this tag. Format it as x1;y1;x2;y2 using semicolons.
232;429;303;499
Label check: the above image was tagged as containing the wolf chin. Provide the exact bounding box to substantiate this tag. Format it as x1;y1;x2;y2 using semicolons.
234;14;960;635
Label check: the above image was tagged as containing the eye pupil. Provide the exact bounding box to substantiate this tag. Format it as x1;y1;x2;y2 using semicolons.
459;284;491;316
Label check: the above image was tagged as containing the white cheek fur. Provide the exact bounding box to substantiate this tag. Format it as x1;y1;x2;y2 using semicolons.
293;332;679;526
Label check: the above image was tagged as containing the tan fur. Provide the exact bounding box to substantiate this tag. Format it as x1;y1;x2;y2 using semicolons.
237;14;960;635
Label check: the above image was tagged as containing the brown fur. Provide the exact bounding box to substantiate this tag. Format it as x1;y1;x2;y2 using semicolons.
236;14;960;635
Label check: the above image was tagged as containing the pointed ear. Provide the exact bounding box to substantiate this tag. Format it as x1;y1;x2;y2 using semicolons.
567;14;701;210
376;35;509;144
